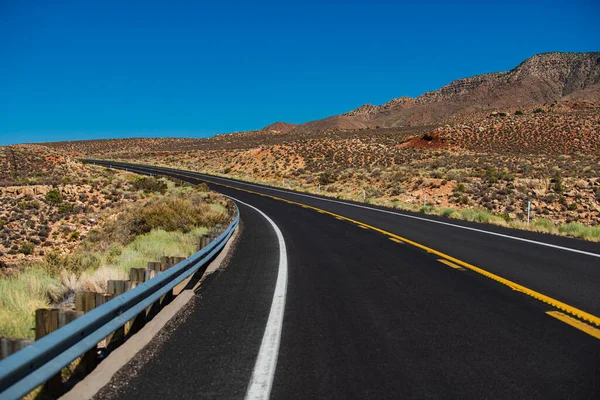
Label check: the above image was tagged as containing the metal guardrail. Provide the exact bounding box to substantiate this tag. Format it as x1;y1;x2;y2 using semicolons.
0;181;239;400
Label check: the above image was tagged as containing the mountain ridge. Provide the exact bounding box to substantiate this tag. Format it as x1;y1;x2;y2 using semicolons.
288;51;600;133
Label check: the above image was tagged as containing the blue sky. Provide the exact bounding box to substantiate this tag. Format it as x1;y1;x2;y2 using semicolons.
1;0;599;145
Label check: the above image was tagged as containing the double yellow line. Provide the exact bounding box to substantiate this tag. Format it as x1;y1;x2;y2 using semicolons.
121;163;600;339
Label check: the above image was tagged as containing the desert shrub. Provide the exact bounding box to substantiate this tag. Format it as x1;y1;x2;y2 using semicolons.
132;177;168;194
567;203;578;211
551;172;564;194
440;207;457;217
19;241;35;255
223;167;232;174
483;167;513;183
45;189;63;205
319;171;337;185
515;110;524;116
533;108;545;114
389;187;406;196
58;202;74;214
419;205;435;214
196;183;210;192
460;209;493;223
130;195;229;235
365;187;382;198
453;183;466;193
531;218;554;230
39;251;101;276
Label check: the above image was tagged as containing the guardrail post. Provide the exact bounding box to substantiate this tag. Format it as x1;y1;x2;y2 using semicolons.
35;308;63;393
147;261;162;274
75;292;96;313
127;267;152;336
130;268;146;288
106;280;132;351
197;235;210;251
95;293;113;307
58;311;84;328
0;338;33;360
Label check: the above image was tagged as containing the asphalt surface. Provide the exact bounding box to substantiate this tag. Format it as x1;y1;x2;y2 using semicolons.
92;161;600;399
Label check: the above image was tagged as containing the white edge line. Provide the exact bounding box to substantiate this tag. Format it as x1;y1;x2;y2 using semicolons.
193;172;600;259
225;195;288;400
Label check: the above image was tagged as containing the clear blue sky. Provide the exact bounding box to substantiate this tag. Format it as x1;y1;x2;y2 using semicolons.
1;0;598;145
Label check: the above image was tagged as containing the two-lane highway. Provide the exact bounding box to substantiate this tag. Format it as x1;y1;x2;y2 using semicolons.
91;161;600;399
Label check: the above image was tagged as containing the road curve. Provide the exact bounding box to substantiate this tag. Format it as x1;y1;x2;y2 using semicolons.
91;160;600;399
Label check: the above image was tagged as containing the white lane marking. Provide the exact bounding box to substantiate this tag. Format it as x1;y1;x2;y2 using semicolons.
188;172;600;259
227;196;288;400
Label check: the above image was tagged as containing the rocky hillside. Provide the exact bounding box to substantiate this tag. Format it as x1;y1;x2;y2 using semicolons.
0;145;83;186
298;52;600;131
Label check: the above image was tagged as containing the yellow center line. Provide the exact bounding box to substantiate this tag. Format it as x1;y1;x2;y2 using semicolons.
126;164;600;328
389;237;404;244
437;259;465;270
546;311;600;340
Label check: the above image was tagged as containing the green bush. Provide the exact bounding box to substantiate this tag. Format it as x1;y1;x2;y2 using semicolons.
453;183;466;193
19;242;35;255
460;209;493;223
558;223;600;240
45;189;62;205
130;195;229;235
515;110;524;116
532;218;554;230
419;205;435;214
440;207;457;217
551;172;564;194
58;202;74;214
319;171;337;185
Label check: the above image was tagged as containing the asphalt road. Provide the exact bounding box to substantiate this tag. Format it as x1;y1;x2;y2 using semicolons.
91;160;600;399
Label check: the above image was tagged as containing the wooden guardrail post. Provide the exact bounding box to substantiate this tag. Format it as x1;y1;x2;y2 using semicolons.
0;338;33;360
35;308;60;340
130;268;146;288
75;292;96;313
127;268;151;336
197;235;210;251
74;294;101;375
107;280;131;297
95;293;113;307
35;308;63;393
147;261;162;274
58;311;84;328
106;280;131;350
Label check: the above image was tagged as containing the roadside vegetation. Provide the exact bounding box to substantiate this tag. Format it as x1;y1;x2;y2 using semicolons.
0;169;233;339
143;155;600;243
